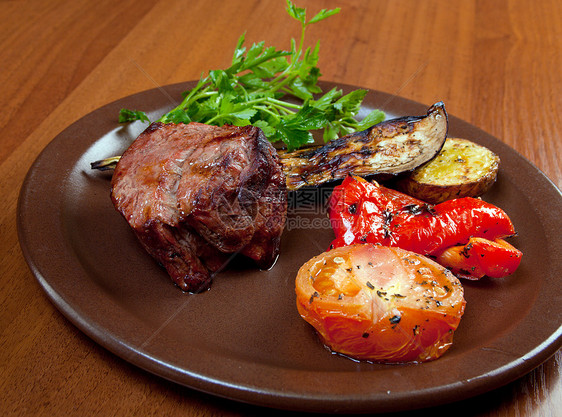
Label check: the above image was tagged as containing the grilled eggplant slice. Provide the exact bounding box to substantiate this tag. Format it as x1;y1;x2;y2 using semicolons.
397;137;500;203
279;102;448;190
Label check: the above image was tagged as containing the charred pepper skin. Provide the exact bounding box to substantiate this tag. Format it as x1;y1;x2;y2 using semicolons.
328;175;522;279
436;237;522;280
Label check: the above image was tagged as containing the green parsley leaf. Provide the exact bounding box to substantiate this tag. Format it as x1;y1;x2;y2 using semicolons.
118;2;384;151
355;109;386;131
285;0;306;25
308;7;341;25
118;109;149;123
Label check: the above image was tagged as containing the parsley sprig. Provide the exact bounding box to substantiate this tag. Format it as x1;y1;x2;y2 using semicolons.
119;1;384;150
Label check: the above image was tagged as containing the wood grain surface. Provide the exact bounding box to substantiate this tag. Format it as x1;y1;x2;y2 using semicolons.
1;0;560;415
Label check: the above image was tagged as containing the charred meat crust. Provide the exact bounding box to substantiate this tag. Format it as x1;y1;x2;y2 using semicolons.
111;122;287;292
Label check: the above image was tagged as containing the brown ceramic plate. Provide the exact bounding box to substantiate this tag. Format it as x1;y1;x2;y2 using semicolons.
17;82;562;414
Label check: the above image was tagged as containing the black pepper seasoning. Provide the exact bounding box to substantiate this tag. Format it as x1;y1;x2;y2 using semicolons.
309;291;319;304
389;315;401;324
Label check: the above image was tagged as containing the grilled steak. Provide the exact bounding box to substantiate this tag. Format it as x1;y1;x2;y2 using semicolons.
111;122;287;292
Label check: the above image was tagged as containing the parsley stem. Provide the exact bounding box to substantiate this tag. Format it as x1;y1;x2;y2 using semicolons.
265;97;301;109
118;2;384;150
268;73;298;95
181;90;217;110
254;105;283;119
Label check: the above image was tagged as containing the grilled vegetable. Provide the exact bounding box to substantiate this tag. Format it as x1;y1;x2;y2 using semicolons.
295;243;466;363
328;176;521;279
280;102;448;190
435;237;522;280
397;137;500;203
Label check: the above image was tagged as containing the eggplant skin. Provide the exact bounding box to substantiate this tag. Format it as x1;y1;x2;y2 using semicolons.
279;102;448;190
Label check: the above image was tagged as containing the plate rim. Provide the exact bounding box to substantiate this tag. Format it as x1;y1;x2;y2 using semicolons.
17;81;562;413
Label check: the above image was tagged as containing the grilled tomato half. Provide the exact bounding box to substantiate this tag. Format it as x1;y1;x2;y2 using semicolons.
295;244;466;363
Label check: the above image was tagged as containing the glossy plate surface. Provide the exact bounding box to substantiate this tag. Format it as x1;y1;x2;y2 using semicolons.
17;82;562;413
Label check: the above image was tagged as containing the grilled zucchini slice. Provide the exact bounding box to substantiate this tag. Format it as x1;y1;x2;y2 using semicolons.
397;138;500;203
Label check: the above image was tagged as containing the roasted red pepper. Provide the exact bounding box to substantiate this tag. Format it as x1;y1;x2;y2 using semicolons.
328;176;522;279
435;237;522;280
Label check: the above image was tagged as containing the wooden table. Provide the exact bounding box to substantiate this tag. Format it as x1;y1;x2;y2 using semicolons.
1;0;560;415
